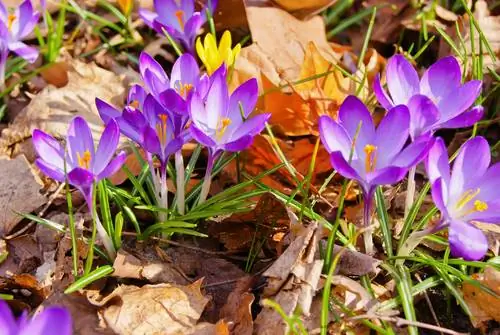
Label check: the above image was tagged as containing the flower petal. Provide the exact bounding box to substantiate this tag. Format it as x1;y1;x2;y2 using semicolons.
159;89;186;114
420;56;461;102
8;41;38;63
367;166;408;186
407;94;440;140
0;300;18;334
438;80;482;120
386;54;420;105
206;70;229;128
66;116;95;169
425;137;450;186
35;159;65;183
229;78;258;119
373;73;394;109
15;0;39;39
138;8;157;28
18;307;72;335
392;136;433;169
96;98;121;124
338;95;375;150
375;104;410;167
189;92;209;131
233;113;270;139
32;129;64;169
449;136;490;203
97;151;127;180
190;125;216;148
430;178;449;216
318;115;354;159
170;53;200;89
438;105;484;129
139;52;170;97
448;220;488;261
142;126;162;156
127;84;147;107
67;167;94;188
93;120;120;175
474;162;500;202
223;134;253;152
329;151;362;184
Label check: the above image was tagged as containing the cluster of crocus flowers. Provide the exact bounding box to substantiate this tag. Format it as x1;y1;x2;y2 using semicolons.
33;116;126;259
426;137;500;260
140;0;217;55
319;96;433;254
196;30;241;75
0;0;40;86
0;300;72;335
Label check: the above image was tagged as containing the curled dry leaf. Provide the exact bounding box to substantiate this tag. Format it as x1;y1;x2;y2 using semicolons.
254;222;324;334
462;266;500;330
220;276;255;335
0;155;47;236
89;280;211;335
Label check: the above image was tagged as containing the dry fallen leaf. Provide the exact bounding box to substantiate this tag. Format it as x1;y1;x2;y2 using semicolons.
220;277;255;335
462;266;500;330
89;280;210;335
0;155;47;236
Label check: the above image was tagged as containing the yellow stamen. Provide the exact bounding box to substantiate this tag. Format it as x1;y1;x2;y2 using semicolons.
216;118;231;140
77;150;92;170
7;14;16;31
129;100;140;109
455;188;481;210
473;200;488;212
178;83;193;98
175;10;185;31
364;144;377;173
156;114;168;145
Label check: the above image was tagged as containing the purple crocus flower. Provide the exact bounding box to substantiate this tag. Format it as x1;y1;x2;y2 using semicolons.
373;55;483;140
32;116;126;258
0;0;40;85
139;0;217;54
426;137;500;260
189;68;270;203
318;96;433;254
0;300;72;335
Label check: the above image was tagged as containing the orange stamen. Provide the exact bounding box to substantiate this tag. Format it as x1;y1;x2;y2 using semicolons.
7;14;16;31
364;144;377;173
175;10;185;31
77;150;92;170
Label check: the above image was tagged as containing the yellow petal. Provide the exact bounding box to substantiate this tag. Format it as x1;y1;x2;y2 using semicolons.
219;31;231;54
196;37;206;63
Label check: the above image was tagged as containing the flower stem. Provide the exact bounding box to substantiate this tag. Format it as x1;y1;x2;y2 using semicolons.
175;151;185;215
158;163;169;223
363;191;374;255
404;166;417;218
198;154;215;205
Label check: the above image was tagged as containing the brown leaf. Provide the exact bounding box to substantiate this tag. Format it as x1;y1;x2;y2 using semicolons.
0;155;47;236
92;280;210;335
462;266;500;330
220;277;255;335
272;0;337;18
0;235;41;277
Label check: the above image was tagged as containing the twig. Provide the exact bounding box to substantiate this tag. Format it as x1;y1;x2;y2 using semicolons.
416;273;442;334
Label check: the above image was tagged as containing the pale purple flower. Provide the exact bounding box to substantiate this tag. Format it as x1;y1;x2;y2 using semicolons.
373;55;483;139
0;0;40;84
0;300;72;335
426;137;500;260
139;0;217;54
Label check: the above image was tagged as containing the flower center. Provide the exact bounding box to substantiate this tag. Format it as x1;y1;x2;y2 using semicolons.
364;144;377;173
175;82;193;98
455;188;488;217
216;118;231;140
7;14;16;31
156;114;168;146
77;150;92;170
175;10;185;31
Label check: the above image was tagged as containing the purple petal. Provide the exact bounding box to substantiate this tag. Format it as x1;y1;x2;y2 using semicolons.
127;84;147;107
329;151;363;184
139;52;170;97
420;56;461;102
375;105;410;167
97;151;127;180
407;94;440;140
430;178;448;216
183;13;204;48
154;0;179;24
170;53;199;87
386;55;420;105
0;299;18;334
142;126;162;155
475;162;500;202
66;116;95;170
438;80;482;120
163;136;184;158
143;94;164;129
190;125;216;147
229;78;258;119
0;2;7;22
93;120;120;175
318;115;354;159
425;137;450;186
448;220;488;261
233;113;270;138
392;136;433;169
188;93;208;129
368;166;408;186
373;73;393;109
449;136;490;202
338;95;375;150
206;71;229;128
8;41;38;63
197;74;210;99
67;167;95;188
138;8;158;28
159;89;186;114
96;98;121;124
35;158;65;182
224;135;254;152
32;129;64;169
438;105;484;129
122;107;148;129
15;0;39;39
19;307;72;335
466;200;500;223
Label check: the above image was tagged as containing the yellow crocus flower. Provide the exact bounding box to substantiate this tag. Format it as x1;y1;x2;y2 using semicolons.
196;31;241;75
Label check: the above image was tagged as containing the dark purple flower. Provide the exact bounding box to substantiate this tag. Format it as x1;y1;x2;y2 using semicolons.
0;299;72;335
426;137;500;260
139;0;217;54
189;68;269;156
373;55;483;139
0;0;40;84
319;95;433;197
